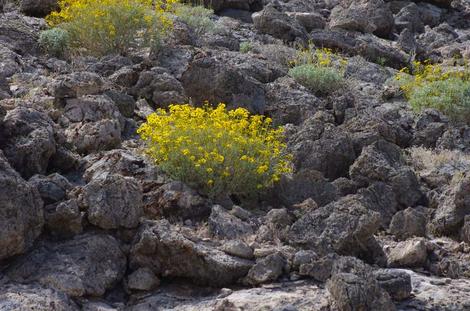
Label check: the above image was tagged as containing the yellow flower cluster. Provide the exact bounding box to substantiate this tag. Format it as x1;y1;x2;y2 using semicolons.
138;104;292;198
45;0;178;55
290;42;348;71
395;60;470;99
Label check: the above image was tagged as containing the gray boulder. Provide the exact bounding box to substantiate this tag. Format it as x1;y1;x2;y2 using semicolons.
209;205;254;239
289;194;382;258
62;95;124;154
82;174;143;230
252;4;307;42
0;283;79;311
6;234;126;297
51;71;104;99
0;13;40;55
127;267;160;292
244;253;286;285
181;54;266;113
387;238;428;268
374;269;412;301
329;0;394;38
1;107;56;178
130;220;254;286
44;199;83;238
327;257;395;311
430;173;470;236
0;151;44;261
28;173;72;204
350;140;422;207
389;207;428;240
20;0;58;17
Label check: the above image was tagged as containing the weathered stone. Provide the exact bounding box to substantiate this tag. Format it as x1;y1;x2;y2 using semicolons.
130;220;254;286
222;240;254;259
44;199;83;238
51;72;104;99
329;0;394;38
6;234;126;297
244;253;286;285
387;238;428;268
29;173;72;205
209;205;254;239
83;174;143;230
374;269;412;301
20;0;58;17
0;151;44;261
0;283;79;311
1;107;56;178
389;207;428;240
127;267;160;291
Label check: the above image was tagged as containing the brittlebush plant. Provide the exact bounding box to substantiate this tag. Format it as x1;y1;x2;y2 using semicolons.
138;104;292;199
396;60;470;122
44;0;178;56
289;43;347;95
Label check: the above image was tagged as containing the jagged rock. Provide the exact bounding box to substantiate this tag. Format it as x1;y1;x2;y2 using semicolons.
350;140;422;207
389;207;428;240
252;4;307;42
395;3;425;33
0;13;40;55
289;119;356;180
286;12;326;32
131;67;187;108
310;29;408;69
412;109;448;148
387;238;428;268
289;194;381;258
222;240;254;259
28;173;72;205
0;283;79;311
127;267;160;291
51;72;104;99
327;257;395;311
0;151;44;261
127;281;330;310
44;199;83;238
109;66;139;88
20;0;58;17
6;234;126;297
82;174;143;230
145;181;210;220
461;216;470;243
130;220;254;286
82;149;159;182
181;54;266;113
62;95;123;154
298;254;337;282
265;76;321;125
209;205;254;239
244;253;286;285
82;302;118;311
104;90;136;118
374;269;412;301
0;107;56;178
430;173;470;236
329;0;394;38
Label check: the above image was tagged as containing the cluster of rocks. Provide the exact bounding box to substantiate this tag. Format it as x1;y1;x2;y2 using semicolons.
1;0;470;310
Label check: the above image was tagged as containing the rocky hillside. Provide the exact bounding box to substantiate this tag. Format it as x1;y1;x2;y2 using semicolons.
1;0;470;310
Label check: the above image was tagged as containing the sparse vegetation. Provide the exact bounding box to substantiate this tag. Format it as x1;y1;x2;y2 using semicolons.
396;60;470;122
239;41;253;54
138;104;292;199
38;28;70;57
173;3;214;35
288;44;347;95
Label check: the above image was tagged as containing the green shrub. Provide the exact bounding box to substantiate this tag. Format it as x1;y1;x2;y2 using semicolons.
289;64;344;95
239;41;253;54
138;104;292;199
408;78;470;123
38;28;70;57
173;3;214;35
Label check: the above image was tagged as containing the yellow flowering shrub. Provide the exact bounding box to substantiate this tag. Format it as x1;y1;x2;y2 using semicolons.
395;60;470;99
138;104;292;199
44;0;179;56
395;60;470;122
